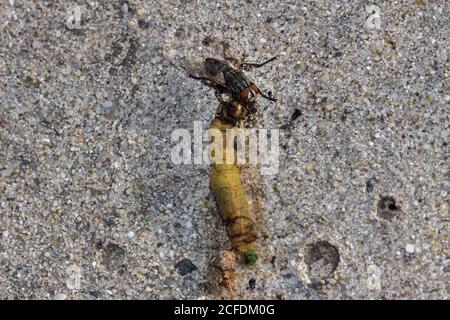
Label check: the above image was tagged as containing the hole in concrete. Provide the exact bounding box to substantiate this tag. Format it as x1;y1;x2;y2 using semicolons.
291;109;302;121
377;196;400;219
305;241;340;281
138;19;150;29
247;278;256;290
102;243;126;271
270;256;276;267
388;203;397;210
366;178;375;193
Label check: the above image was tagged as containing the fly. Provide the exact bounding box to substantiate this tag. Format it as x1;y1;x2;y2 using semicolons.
186;37;277;108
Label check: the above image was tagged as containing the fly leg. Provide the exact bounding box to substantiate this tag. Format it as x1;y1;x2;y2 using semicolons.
241;101;257;116
250;82;277;102
240;56;277;69
259;90;277;102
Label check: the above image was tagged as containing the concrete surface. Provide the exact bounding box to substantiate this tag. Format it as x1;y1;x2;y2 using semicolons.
0;0;449;299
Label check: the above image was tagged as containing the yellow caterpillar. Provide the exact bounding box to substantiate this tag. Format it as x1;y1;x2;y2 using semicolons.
209;102;258;265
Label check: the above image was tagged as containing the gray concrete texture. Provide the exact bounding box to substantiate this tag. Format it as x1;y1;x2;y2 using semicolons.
0;0;449;299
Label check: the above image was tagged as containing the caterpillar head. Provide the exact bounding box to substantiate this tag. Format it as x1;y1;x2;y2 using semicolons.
217;101;249;125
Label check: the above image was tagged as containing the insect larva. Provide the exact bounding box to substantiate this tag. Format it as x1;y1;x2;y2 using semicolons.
209;116;258;265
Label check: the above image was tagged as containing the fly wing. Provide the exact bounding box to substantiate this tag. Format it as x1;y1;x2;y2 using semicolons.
202;36;240;68
185;59;226;86
163;27;195;73
201;36;226;58
164;29;237;83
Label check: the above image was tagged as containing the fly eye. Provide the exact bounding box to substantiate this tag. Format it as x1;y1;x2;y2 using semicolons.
240;89;249;100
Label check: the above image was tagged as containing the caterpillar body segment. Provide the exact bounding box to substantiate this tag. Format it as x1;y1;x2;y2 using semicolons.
209;114;258;265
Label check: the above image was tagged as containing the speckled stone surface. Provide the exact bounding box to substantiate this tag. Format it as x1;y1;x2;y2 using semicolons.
0;0;448;299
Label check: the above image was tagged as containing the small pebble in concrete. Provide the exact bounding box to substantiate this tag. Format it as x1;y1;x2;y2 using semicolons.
405;244;415;254
53;293;67;300
175;258;197;276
